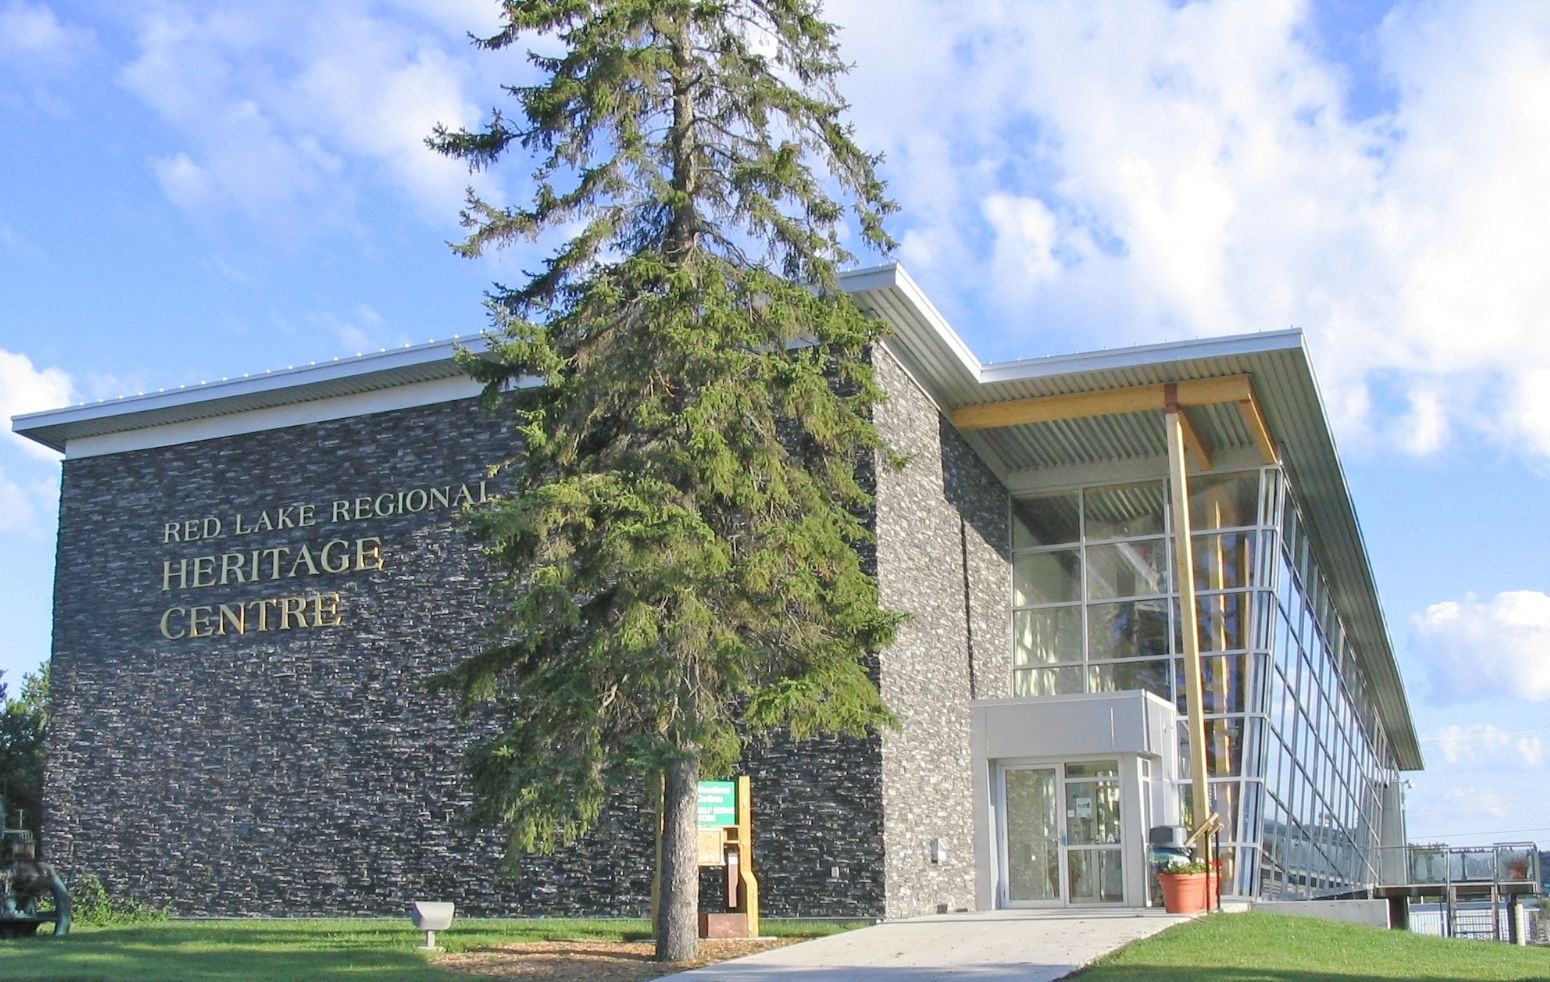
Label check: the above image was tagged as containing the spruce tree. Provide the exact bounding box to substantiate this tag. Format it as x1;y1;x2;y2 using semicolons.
430;0;900;960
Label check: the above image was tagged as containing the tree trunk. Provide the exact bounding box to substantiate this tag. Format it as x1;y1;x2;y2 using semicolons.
656;754;700;962
664;9;698;261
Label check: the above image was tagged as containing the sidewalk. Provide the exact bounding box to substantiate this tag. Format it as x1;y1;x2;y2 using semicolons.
669;907;1190;981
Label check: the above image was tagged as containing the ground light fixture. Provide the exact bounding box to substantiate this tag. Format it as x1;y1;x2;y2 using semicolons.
411;901;455;951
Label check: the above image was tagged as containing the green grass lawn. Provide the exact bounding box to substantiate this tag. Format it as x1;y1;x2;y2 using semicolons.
1076;911;1550;981
12;911;1550;981
0;917;861;981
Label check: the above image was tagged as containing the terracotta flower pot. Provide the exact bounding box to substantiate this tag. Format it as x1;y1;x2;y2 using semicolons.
1159;871;1209;913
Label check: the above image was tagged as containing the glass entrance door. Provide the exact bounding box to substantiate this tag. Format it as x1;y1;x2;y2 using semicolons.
1002;767;1061;904
1063;760;1124;903
1000;759;1125;906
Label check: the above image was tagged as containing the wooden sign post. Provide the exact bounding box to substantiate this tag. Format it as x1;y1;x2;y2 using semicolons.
653;775;760;939
651;771;759;935
698;776;760;939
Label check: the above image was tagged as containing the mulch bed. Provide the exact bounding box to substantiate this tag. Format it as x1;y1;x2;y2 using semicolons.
437;937;805;980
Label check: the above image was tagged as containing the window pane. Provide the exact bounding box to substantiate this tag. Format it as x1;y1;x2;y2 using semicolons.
1014;665;1084;696
1065;759;1119;778
1067;847;1125;903
1065;780;1121;844
1206;718;1246;777
1201;654;1248;715
1192;531;1256;591
1209;778;1241;837
1088;599;1171;660
1197;591;1251;652
1084;481;1166;540
1091;659;1171;702
1189;471;1259;530
1012;492;1081;547
1087;540;1169;599
1014;607;1083;665
1173;660;1249;717
1014;549;1081;605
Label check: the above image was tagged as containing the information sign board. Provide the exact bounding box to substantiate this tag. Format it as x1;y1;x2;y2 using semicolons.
697;781;737;829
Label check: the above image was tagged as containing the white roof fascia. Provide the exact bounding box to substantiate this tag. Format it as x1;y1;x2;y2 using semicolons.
839;263;1306;399
976;328;1306;387
841;263;981;401
61;375;486;459
12;336;491;454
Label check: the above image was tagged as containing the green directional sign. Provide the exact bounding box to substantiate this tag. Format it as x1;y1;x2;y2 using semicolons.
697;780;737;828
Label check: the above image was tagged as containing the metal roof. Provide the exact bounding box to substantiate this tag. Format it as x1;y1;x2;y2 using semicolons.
10;262;1420;769
10;337;490;454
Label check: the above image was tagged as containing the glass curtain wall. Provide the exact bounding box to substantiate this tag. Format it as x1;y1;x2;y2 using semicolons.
1259;480;1397;899
1010;468;1398;898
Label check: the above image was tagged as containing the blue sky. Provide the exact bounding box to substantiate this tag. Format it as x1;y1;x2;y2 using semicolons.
3;0;1549;851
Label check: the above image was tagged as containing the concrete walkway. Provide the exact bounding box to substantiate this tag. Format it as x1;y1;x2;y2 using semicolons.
669;908;1190;981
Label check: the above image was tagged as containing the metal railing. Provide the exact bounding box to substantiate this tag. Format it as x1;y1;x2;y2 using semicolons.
1403;842;1540;887
1386;842;1542;943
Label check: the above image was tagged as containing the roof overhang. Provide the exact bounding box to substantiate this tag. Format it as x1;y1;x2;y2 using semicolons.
846;263;1423;772
11;337;492;455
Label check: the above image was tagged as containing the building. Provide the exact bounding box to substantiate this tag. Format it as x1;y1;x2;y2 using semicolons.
13;263;1420;918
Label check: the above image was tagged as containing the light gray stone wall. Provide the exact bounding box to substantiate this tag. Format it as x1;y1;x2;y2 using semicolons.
873;346;1011;918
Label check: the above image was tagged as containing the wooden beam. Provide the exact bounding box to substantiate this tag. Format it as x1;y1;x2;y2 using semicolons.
1237;394;1277;464
951;375;1255;431
1177;408;1213;471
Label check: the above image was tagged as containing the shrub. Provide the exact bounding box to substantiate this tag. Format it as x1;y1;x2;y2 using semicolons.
1160;859;1215;875
68;874;172;925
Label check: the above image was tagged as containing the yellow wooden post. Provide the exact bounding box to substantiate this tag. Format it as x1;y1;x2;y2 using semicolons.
1166;407;1212;837
736;775;760;938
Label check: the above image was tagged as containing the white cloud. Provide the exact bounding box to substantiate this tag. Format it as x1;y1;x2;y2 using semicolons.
1390;384;1449;455
380;0;503;40
1433;723;1511;766
151;152;217;213
1411;591;1550;703
0;476;36;533
1441;786;1509;820
1518;736;1546;768
0;348;72;459
0;0;91;65
981;194;1067;301
825;0;1550;461
309;304;394;353
1429;723;1546;768
118;2;496;229
0;0;96;112
209;254;258;289
0;349;70;537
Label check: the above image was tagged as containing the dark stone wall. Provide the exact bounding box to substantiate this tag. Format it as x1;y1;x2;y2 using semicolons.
872;346;1011;918
45;397;884;918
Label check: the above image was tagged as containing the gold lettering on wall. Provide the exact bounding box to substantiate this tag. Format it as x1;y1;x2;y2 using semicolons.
153;479;489;642
158;592;348;640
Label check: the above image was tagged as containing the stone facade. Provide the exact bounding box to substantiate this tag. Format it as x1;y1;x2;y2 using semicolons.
872;347;1011;919
45;396;887;918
